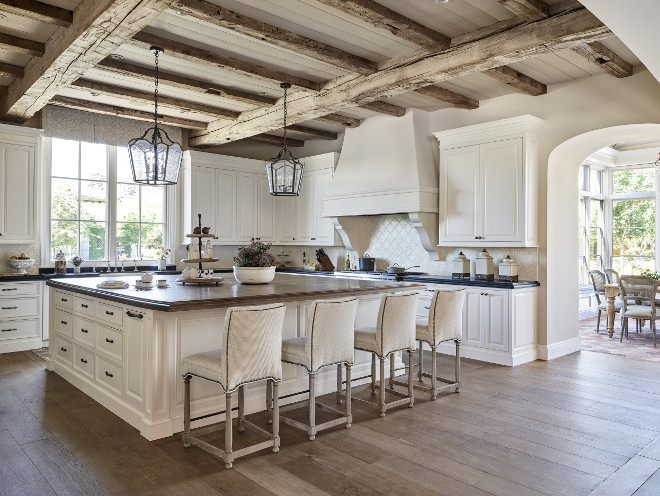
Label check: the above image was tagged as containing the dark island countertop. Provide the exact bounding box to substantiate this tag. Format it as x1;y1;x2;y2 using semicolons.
46;273;424;312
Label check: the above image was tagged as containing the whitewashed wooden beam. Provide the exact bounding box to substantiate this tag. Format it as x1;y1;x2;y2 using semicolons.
413;85;479;109
248;134;304;148
484;65;547;95
1;0;174;122
359;101;406;117
189;8;609;146
174;0;377;75
314;113;361;128
498;0;549;22
572;41;632;78
286;125;338;140
0;0;73;26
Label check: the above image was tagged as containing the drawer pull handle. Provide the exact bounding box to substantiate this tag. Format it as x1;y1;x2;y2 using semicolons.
60;347;67;352
81;304;89;308
105;310;114;315
80;358;88;364
105;338;114;344
1;288;17;291
60;320;67;325
1;328;17;332
61;298;68;302
1;306;17;309
126;311;143;319
105;371;113;378
81;328;89;333
424;306;430;310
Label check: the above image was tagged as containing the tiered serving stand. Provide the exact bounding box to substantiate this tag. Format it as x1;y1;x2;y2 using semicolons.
177;214;223;285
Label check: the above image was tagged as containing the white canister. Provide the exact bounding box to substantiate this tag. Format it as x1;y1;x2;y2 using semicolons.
497;255;519;282
205;239;213;259
475;249;494;281
452;252;470;280
188;243;200;259
181;267;192;280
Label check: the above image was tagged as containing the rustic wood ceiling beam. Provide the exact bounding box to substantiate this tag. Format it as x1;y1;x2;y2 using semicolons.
0;61;23;78
413;85;479;109
572;41;632;78
498;0;549;22
1;0;174;122
0;0;73;26
174;0;377;76
71;78;239;120
49;95;208;129
0;33;44;57
314;0;449;51
96;58;276;107
248;134;304;148
131;32;321;92
484;65;547;95
189;8;609;146
286;125;338;140
314;113;361;128
359;101;406;117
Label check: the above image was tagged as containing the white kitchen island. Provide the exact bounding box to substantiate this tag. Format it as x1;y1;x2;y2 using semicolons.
46;273;422;440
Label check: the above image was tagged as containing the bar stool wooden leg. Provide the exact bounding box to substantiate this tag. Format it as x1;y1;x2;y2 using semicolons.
183;375;191;448
309;372;316;440
371;354;376;395
345;364;352;428
336;364;342;404
272;382;280;453
225;392;233;469
408;349;414;408
455;340;461;393
265;379;273;424
379;357;386;417
431;345;438;400
238;385;245;432
389;353;395;389
418;342;423;382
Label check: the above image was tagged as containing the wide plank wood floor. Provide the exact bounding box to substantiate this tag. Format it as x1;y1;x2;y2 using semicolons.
1;350;660;496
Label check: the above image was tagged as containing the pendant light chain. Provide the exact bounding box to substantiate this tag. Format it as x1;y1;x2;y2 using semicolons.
153;48;159;131
282;84;288;150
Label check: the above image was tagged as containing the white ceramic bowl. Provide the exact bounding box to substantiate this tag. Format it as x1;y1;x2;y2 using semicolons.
233;266;276;284
8;258;35;274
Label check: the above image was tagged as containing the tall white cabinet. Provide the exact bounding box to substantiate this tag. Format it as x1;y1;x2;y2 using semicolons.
0;124;42;243
182;151;339;246
433;115;542;247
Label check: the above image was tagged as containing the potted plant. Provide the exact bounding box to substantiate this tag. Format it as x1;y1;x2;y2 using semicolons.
70;255;84;274
233;239;277;284
156;246;170;271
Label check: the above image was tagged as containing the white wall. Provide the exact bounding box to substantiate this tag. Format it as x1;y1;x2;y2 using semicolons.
429;66;660;347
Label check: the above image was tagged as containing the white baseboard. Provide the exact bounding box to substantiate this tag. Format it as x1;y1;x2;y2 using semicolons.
0;337;43;354
537;337;581;361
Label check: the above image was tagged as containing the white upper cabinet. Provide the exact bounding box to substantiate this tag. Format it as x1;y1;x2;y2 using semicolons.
434;115;542;247
0;125;42;244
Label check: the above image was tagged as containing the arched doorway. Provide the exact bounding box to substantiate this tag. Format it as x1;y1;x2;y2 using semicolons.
546;124;660;355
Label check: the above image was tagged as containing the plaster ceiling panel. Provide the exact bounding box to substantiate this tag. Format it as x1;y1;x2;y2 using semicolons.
508;58;573;86
181;0;418;62
547;49;603;78
386;91;453;112
0;13;58;43
520;52;592;82
448;72;516;99
148;12;349;81
599;37;642;66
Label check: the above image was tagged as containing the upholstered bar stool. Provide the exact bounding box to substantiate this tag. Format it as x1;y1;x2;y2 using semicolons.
405;288;465;400
280;297;359;440
182;303;286;469
353;291;419;417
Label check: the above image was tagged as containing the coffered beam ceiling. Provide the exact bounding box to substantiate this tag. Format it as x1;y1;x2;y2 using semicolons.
0;0;175;122
484;66;547;96
572;41;633;78
189;8;611;146
0;0;73;27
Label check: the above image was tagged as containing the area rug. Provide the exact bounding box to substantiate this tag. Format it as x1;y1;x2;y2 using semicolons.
579;316;660;361
31;347;50;360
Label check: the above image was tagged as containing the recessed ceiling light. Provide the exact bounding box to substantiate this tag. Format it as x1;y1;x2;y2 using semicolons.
433;0;451;4
175;9;186;15
90;92;99;97
180;109;190;113
259;92;268;96
110;54;123;60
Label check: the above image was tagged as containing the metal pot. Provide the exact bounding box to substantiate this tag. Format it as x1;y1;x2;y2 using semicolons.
358;255;375;271
386;264;420;274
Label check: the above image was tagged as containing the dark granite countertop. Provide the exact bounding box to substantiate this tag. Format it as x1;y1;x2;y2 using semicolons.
399;275;540;289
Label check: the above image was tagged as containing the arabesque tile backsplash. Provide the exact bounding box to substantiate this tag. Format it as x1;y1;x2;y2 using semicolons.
0;244;40;275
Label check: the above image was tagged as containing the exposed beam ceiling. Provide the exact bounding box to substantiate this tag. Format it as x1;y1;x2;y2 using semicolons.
174;0;378;76
314;0;450;51
0;0;73;27
0;32;44;57
413;85;479;109
131;31;321;92
0;0;174;122
572;41;633;77
189;8;611;146
484;65;547;96
49;95;208;129
498;0;549;22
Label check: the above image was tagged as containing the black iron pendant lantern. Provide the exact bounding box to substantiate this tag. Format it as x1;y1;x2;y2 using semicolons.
265;83;304;196
128;47;183;185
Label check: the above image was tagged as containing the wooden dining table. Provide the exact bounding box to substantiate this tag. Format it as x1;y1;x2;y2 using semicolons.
603;283;621;338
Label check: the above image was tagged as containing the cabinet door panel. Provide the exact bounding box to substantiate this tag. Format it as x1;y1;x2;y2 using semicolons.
484;290;509;351
192;167;216;240
258;176;276;242
440;146;480;242
124;309;147;408
463;289;483;347
215;170;237;242
237;172;257;242
0;144;34;241
298;173;315;242
481;138;523;242
277;196;300;242
314;169;334;244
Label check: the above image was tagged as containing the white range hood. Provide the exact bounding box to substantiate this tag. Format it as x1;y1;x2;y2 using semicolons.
322;108;439;259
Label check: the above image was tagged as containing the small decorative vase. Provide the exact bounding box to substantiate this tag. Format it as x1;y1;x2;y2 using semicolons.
158;259;167;271
233;266;276;284
74;266;81;274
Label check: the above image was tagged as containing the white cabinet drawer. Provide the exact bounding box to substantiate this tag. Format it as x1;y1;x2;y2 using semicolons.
96;357;122;395
0;282;39;296
97;325;122;362
54;309;73;338
97;302;122;328
74;296;95;317
55;335;73;366
0;296;39;319
54;290;73;310
73;345;95;378
73;317;96;348
0;318;39;341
